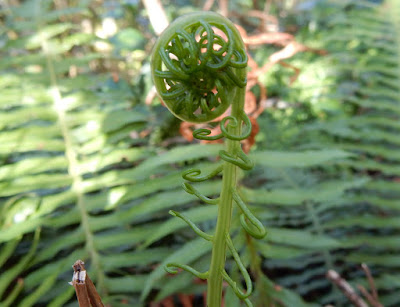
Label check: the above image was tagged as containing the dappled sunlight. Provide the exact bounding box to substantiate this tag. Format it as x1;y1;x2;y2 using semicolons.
0;0;399;306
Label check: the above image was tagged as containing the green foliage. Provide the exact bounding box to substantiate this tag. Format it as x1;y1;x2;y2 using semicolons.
317;1;400;305
1;0;399;306
255;0;400;305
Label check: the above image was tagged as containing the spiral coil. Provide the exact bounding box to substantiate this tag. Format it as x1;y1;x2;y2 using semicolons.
151;12;247;123
151;12;266;306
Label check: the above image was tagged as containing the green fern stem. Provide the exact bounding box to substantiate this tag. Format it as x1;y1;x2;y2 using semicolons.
36;6;106;294
207;87;245;306
151;12;266;307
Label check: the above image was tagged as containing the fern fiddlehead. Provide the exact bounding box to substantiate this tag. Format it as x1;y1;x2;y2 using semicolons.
151;12;266;307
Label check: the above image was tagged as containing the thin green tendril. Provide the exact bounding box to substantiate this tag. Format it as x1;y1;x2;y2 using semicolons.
223;233;253;299
232;188;267;239
182;182;219;205
182;165;223;182
165;263;209;279
192;128;224;141
220;110;252;141
219;148;254;170
169;210;213;241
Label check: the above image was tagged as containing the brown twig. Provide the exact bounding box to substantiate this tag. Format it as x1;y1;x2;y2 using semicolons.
327;264;385;307
359;263;384;307
357;285;384;307
141;0;169;35
326;270;368;307
73;281;91;307
203;0;215;11
219;0;228;17
361;263;379;302
70;260;105;307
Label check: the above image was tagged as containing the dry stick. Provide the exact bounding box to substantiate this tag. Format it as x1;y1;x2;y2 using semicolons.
357;285;384;307
142;0;168;107
361;263;379;302
73;280;91;307
326;270;368;307
359;263;384;307
141;0;169;35
70;265;90;307
203;0;215;11
219;0;228;17
70;260;105;307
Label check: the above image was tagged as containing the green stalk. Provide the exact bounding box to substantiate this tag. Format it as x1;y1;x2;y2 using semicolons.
207;88;245;307
150;12;264;306
35;0;105;294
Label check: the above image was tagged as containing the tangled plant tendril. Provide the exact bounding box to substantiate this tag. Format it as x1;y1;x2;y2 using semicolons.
151;12;266;307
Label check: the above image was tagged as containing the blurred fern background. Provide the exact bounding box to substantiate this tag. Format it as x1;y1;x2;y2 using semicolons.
0;0;399;306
